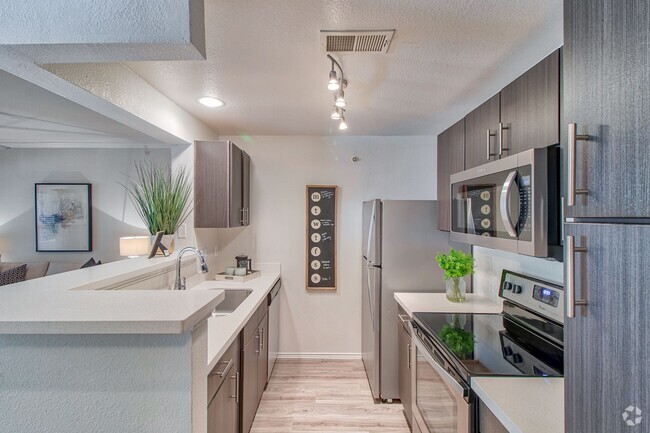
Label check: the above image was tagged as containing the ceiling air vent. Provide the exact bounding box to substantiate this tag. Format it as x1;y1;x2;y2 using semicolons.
321;30;395;54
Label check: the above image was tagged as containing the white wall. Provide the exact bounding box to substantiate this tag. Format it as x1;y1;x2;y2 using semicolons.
0;147;170;267
213;135;437;356
472;246;564;302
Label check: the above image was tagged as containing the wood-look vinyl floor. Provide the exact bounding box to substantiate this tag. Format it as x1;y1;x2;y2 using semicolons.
250;359;411;433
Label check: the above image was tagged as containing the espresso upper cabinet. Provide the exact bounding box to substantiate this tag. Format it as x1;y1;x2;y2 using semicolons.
195;140;251;228
464;94;500;169
501;49;560;156
436;119;465;231
564;0;650;218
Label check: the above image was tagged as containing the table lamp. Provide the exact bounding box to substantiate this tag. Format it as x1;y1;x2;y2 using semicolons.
119;236;150;258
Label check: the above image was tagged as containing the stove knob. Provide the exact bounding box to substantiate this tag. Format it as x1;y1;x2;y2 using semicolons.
502;282;512;291
512;285;523;294
502;347;513;357
512;354;523;364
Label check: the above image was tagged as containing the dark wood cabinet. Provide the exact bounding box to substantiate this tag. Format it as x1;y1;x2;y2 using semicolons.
208;338;240;433
563;0;650;218
436;119;465;231
501;49;560;156
464;93;500;169
478;401;509;433
194;140;251;228
257;312;269;398
240;301;270;433
564;223;650;432
397;312;412;427
241;329;259;433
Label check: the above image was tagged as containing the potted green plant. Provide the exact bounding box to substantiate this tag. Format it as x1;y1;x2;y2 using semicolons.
436;248;475;303
123;162;193;254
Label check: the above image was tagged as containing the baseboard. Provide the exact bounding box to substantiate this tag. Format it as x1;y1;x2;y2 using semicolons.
277;352;362;360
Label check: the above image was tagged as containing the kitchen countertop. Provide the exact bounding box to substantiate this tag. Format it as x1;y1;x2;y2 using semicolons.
472;376;564;433
189;270;281;372
394;292;502;316
0;255;225;334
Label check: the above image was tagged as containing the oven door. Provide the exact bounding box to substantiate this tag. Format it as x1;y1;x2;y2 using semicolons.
412;329;472;433
449;148;552;257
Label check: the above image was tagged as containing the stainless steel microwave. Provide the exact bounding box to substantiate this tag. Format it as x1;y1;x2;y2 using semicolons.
449;147;562;260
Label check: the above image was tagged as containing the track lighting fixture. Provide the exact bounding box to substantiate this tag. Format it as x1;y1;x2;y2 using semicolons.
326;54;349;130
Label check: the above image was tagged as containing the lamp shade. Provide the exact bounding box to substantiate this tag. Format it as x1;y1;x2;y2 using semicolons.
119;236;150;257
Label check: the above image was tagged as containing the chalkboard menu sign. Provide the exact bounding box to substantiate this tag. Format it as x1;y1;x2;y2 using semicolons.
306;185;337;290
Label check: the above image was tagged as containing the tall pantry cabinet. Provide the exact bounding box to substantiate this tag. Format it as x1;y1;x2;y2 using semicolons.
563;1;650;432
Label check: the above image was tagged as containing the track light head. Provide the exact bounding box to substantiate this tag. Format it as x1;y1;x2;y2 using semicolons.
339;115;348;130
335;89;346;108
327;69;340;91
331;106;342;120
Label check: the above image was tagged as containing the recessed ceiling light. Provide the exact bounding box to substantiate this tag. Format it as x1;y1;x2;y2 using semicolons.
198;96;225;108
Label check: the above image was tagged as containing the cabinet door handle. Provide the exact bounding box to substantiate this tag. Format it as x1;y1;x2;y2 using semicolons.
240;208;245;225
245;208;250;225
565;235;588;318
407;343;411;370
259;328;264;354
498;122;509;156
234;371;240;403
255;333;260;354
567;123;590;206
212;358;234;378
398;314;411;325
486;129;497;160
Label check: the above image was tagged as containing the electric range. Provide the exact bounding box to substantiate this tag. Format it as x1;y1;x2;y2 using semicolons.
410;270;564;433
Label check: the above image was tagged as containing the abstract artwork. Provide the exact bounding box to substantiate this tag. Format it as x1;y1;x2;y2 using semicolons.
35;183;92;252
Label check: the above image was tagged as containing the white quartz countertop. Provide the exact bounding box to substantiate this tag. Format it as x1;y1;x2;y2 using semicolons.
472;376;564;433
0;255;225;334
394;292;502;316
188;271;281;372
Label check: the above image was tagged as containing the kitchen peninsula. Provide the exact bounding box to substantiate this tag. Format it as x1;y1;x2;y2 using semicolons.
0;255;281;433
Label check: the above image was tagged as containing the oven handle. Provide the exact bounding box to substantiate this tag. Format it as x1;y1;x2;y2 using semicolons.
499;170;519;238
414;334;470;401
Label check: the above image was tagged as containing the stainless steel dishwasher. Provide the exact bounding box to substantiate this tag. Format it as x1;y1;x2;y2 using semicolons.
267;278;281;380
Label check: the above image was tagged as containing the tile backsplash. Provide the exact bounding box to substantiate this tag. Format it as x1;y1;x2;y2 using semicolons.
472;246;564;303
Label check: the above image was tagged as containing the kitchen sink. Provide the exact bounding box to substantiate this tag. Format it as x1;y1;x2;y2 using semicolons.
210;289;253;316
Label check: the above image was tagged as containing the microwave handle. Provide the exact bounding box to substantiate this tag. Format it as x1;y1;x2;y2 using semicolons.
500;170;519;238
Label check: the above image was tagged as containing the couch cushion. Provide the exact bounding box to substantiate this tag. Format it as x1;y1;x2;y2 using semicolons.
0;262;50;280
0;264;28;286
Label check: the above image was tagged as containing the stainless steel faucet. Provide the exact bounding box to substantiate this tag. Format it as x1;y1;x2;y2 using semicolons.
174;247;209;290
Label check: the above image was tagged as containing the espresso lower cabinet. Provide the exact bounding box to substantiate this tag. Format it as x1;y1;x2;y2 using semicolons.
241;302;270;433
241;329;259;433
257;312;269;398
208;338;241;433
397;312;412;426
478;401;509;433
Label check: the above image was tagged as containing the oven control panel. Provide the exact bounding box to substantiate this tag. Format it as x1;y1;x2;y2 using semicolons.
499;270;564;324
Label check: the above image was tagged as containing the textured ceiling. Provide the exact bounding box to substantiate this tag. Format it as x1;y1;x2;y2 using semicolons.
0;69;164;147
126;0;563;136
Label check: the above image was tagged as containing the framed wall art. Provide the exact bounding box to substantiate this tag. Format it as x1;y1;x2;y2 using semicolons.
306;185;337;290
35;183;92;252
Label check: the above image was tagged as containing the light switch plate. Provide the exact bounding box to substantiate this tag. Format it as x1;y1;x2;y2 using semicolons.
177;223;187;239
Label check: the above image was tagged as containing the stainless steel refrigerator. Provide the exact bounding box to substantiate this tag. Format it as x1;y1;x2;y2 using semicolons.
362;200;465;401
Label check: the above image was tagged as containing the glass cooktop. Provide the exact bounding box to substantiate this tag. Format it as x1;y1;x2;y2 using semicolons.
412;311;564;379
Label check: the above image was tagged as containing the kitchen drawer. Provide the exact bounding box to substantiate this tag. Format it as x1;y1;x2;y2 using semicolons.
208;337;240;403
242;301;266;344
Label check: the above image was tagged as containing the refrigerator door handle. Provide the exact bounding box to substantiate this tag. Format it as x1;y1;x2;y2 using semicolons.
366;264;375;329
500;170;519;238
366;201;377;263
